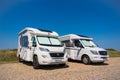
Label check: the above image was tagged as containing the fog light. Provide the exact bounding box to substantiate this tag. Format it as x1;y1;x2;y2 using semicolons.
93;57;98;58
42;61;47;63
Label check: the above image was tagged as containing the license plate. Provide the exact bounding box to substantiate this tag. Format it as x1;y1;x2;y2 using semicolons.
55;59;62;62
101;57;107;59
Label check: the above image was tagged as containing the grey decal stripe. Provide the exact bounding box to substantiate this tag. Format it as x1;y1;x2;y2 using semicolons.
77;48;82;57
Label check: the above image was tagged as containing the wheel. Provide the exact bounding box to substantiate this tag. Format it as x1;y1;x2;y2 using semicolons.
33;56;40;69
82;55;91;65
18;55;23;62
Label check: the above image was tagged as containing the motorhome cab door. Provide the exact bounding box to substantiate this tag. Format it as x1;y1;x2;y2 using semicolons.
72;39;84;60
62;40;74;59
64;39;84;60
29;36;37;61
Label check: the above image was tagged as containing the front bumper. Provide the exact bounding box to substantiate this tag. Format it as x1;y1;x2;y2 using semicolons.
38;58;68;65
90;55;109;62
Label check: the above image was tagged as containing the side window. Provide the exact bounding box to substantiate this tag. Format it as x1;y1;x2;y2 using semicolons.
62;40;73;47
31;37;37;47
20;36;28;47
74;40;83;47
20;36;22;47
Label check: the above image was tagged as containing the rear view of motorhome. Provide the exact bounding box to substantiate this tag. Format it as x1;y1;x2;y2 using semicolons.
59;34;109;64
17;27;67;69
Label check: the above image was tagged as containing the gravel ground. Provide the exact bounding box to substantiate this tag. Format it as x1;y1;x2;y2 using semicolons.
0;57;120;80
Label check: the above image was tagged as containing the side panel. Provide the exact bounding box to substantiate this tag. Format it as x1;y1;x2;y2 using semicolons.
66;47;84;60
62;39;87;61
65;48;76;60
18;31;33;61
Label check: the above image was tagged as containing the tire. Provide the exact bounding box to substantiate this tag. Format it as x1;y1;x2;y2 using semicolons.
33;56;40;69
82;55;91;65
18;55;23;62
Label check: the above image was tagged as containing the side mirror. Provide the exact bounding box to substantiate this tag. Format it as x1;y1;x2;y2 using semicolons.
31;37;37;47
32;42;37;47
76;43;84;48
62;43;66;47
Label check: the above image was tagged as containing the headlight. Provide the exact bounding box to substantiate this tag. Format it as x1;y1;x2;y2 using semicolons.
41;55;48;58
39;47;49;52
90;50;98;55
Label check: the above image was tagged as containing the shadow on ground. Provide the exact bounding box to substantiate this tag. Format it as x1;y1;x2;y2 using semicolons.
68;59;109;66
21;61;69;70
68;59;82;63
90;62;109;66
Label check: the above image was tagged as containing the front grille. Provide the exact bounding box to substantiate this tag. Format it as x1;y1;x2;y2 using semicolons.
50;53;64;57
99;51;107;55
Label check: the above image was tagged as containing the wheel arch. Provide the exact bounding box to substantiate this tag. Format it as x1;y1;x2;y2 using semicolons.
81;54;89;61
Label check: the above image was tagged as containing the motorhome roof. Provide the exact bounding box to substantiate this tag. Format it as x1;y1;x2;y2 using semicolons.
77;34;90;38
37;28;53;33
59;34;93;41
19;27;59;37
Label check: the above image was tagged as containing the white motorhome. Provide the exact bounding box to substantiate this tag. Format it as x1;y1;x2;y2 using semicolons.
17;27;67;69
59;34;109;64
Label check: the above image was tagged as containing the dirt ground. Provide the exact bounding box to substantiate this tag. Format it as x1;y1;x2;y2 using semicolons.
0;57;120;80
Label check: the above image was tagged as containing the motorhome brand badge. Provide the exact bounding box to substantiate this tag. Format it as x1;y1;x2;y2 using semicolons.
57;53;59;56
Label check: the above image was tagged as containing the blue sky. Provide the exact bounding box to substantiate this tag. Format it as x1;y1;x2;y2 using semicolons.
0;0;120;50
